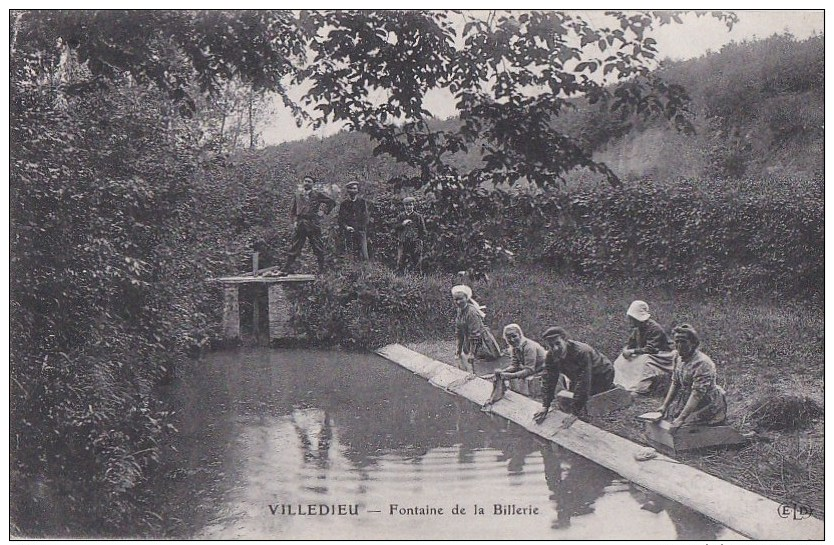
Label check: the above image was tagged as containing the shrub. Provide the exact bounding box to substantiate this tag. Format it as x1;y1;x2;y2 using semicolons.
364;177;822;300
532;178;822;298
289;263;451;349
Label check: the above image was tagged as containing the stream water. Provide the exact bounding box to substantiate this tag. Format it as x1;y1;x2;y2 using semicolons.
154;347;743;539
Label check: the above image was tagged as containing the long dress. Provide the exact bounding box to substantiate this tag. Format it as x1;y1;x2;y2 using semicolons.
666;349;727;426
455;303;501;360
614;318;675;394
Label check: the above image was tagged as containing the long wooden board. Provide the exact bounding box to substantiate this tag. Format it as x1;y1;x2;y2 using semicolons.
211;273;315;284
376;343;824;540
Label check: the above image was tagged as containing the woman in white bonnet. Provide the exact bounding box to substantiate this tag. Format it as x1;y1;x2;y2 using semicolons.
613;300;675;394
451;284;501;371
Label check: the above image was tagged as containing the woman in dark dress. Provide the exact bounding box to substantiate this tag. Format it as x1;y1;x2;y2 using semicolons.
614;300;675;394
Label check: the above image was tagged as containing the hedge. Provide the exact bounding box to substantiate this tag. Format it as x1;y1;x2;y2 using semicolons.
357;178;821;299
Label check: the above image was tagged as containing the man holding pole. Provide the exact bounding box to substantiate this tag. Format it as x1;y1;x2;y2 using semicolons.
337;180;370;261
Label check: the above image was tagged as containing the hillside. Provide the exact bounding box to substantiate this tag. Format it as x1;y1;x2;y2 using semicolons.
264;33;823;187
597;33;824;181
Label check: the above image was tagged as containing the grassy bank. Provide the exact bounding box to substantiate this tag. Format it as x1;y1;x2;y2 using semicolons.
398;266;823;518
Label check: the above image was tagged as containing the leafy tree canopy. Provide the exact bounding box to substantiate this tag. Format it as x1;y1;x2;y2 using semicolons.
12;9;736;189
298;10;736;187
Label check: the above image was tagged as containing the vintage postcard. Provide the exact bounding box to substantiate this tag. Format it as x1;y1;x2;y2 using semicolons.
9;9;824;541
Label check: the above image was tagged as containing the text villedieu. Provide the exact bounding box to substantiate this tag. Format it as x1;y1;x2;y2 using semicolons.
268;503;539;516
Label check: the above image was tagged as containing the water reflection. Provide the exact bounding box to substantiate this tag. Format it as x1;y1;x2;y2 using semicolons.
540;441;612;529
628;486;723;540
157;348;743;540
291;408;332;470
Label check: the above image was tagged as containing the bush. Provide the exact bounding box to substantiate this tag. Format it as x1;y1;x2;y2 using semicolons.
531;178;823;298
289;263;451;349
366;177;822;300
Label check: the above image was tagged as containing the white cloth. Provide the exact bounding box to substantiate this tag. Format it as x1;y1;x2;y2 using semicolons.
626;300;651;322
613;352;675;394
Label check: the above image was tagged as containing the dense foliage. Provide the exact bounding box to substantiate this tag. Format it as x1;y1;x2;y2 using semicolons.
9;10;306;535
534;178;823;297
10;61;195;533
290;263;450;349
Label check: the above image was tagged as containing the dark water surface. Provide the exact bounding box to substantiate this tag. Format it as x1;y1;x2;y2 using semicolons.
155;348;742;539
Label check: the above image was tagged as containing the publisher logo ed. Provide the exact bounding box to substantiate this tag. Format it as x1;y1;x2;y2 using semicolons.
778;502;813;520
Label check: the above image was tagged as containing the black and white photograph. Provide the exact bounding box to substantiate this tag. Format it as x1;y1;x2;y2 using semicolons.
9;9;824;540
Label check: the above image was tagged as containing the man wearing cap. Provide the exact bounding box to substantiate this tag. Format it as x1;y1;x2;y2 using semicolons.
337;180;370;261
395;196;427;273
280;175;336;275
613;300;675;394
533;327;615;423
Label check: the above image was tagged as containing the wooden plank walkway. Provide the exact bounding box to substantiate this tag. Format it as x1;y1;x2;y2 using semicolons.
376;343;824;541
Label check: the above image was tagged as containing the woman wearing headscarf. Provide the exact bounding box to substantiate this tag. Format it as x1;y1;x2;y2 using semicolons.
657;324;727;429
451;284;501;371
613;300;675;394
484;324;547;400
498;324;547;379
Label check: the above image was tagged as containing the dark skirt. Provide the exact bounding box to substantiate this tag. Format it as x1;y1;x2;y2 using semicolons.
466;326;501;361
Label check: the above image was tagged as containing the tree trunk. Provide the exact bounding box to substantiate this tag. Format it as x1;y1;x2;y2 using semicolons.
248;91;256;149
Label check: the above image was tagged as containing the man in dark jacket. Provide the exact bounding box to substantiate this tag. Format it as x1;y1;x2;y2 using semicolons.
395;196;427;273
281;175;336;275
534;326;615;422
337;180;369;261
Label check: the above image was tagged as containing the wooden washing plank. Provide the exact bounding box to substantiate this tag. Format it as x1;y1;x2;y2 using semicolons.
211;274;316;284
376;344;823;541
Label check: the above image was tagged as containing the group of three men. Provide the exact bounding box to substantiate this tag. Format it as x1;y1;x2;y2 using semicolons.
280;175;427;275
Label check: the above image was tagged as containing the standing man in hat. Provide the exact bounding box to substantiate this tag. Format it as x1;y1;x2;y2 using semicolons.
534;326;615;423
395;196;427;273
280;175;336;275
337;180;370;261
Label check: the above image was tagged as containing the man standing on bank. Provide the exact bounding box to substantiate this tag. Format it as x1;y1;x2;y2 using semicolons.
337;180;370;261
395;196;427;273
534;327;616;424
280;175;336;275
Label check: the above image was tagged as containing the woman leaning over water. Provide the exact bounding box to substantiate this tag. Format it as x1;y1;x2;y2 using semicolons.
657;323;728;429
451;284;501;372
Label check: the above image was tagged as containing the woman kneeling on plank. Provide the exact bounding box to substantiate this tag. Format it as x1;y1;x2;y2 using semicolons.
534;327;615;424
483;324;547;404
657;323;728;429
613;300;676;394
497;324;547;379
451;284;501;372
